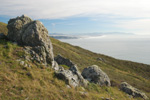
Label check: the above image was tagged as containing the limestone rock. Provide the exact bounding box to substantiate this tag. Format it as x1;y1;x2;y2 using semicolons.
52;61;62;71
55;55;88;87
7;15;54;65
120;82;148;99
96;57;105;62
7;15;33;43
55;67;88;87
69;65;88;87
55;69;79;87
82;65;111;86
55;55;75;67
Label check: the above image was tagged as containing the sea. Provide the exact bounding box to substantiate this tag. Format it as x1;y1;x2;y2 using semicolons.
59;35;150;65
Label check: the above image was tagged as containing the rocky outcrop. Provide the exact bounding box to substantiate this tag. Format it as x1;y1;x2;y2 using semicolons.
55;55;88;87
7;15;32;43
7;15;54;65
55;55;75;67
55;66;88;87
96;57;105;62
82;65;111;86
120;82;148;99
55;69;80;87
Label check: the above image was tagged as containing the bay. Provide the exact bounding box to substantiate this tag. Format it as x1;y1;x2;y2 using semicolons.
60;35;150;65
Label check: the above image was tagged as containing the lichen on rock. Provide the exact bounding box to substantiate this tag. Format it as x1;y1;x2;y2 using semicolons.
55;55;88;87
82;65;111;86
7;15;54;65
120;82;148;99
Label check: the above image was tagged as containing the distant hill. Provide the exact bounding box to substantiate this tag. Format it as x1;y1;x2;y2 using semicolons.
51;32;134;36
51;35;79;39
50;32;134;39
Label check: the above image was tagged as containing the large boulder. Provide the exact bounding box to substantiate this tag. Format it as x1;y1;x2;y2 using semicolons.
81;65;111;86
120;82;148;99
7;15;54;65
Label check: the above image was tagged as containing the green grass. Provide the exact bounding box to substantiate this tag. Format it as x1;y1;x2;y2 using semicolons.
0;39;135;100
51;37;150;98
0;22;8;35
0;22;149;99
60;64;70;70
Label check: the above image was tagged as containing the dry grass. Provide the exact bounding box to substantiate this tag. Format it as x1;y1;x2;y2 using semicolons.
0;22;8;35
0;39;138;100
0;22;149;99
51;37;150;98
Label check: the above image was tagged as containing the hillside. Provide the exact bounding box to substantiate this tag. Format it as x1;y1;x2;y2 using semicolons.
51;37;150;94
0;20;150;100
0;22;8;35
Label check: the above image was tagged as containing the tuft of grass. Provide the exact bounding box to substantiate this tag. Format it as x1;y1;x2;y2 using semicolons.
60;64;70;70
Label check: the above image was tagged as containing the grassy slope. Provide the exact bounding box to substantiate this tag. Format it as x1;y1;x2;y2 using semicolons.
0;38;134;100
0;22;8;35
0;22;149;99
51;37;150;97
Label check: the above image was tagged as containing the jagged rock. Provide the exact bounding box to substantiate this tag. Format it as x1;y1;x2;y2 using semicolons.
52;61;63;71
55;69;79;87
82;65;111;86
7;15;54;65
55;55;82;72
55;55;75;67
7;15;33;43
96;57;105;62
55;67;88;87
0;33;7;39
69;65;88;87
120;82;148;99
55;55;88;87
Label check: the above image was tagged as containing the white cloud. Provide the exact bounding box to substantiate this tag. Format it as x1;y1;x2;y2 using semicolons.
115;19;150;35
1;0;150;35
0;0;150;19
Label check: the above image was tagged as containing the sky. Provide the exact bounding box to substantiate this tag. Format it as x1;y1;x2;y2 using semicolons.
0;0;150;35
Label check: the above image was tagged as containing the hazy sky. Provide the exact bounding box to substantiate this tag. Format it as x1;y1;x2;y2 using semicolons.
0;0;150;35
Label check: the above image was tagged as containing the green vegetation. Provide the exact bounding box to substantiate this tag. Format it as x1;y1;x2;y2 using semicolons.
0;39;134;100
0;22;149;99
0;22;8;35
60;64;70;70
51;37;150;98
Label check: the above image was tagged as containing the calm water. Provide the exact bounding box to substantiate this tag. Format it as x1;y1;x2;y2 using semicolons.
60;35;150;65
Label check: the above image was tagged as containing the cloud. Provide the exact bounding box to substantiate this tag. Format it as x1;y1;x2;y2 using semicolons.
1;0;150;19
1;0;150;35
115;19;150;35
